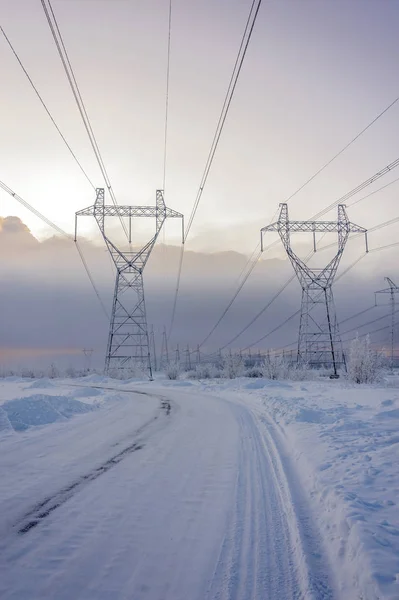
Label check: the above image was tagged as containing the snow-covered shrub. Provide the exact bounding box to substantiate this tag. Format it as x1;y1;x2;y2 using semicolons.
244;365;264;378
261;353;290;380
166;361;180;380
48;363;60;379
65;366;78;378
347;335;384;384
221;354;244;379
187;363;221;379
21;368;36;379
107;365;148;380
289;362;316;381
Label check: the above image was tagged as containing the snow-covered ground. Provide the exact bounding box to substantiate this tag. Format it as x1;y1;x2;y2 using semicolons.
0;374;398;599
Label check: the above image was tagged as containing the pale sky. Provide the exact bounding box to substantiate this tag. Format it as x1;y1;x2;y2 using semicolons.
1;0;399;253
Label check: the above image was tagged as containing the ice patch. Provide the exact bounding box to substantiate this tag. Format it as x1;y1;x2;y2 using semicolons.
1;395;95;432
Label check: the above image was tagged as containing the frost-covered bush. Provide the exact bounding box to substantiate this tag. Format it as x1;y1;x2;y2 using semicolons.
166;361;180;380
261;353;290;380
221;354;244;379
21;368;36;379
108;365;148;380
258;353;317;381
244;365;264;378
347;335;384;384
48;363;60;379
187;363;221;379
288;362;316;381
65;366;78;378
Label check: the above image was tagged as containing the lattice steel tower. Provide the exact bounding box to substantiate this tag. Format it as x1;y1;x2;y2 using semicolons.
75;188;183;378
375;277;399;370
261;203;368;376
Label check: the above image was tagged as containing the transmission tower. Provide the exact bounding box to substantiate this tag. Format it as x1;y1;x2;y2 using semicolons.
75;188;183;378
149;325;157;372
261;203;368;376
185;345;192;371
175;343;180;364
82;348;93;372
160;326;170;369
375;277;399;370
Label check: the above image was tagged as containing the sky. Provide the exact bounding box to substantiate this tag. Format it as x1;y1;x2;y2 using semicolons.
1;0;399;366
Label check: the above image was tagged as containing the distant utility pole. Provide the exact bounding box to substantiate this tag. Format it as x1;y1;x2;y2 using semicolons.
160;326;169;368
375;277;399;370
175;343;180;364
82;348;93;372
75;188;183;378
149;326;157;372
185;345;191;371
261;203;368;377
196;345;201;365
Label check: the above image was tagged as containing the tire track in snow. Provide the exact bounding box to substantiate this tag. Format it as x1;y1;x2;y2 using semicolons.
206;401;334;600
16;393;172;535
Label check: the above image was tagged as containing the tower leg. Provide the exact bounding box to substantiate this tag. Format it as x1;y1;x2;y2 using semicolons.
297;284;344;372
105;268;152;378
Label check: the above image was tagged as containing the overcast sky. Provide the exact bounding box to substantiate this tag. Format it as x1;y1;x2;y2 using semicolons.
1;0;399;367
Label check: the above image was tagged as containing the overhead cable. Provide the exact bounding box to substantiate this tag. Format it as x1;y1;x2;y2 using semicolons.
0;179;109;319
167;0;263;338
0;25;95;190
40;0;129;241
163;0;172;190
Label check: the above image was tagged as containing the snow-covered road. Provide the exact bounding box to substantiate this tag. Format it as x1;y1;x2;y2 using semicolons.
0;381;336;600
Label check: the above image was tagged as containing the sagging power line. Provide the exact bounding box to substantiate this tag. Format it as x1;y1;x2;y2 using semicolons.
167;0;264;339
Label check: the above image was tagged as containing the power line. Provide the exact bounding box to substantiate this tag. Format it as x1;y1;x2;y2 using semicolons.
272;303;378;354
184;0;262;240
163;0;172;190
40;0;129;241
312;156;399;221
0;25;95;190
341;307;393;337
0;179;109;319
342;317;399;344
284;94;399;205
167;0;263;339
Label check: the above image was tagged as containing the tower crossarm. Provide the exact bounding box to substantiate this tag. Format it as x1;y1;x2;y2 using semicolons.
347;221;367;234
262;219;366;234
75;205;183;219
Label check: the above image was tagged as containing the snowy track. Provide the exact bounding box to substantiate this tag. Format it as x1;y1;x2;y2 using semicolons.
0;383;335;600
207;400;334;600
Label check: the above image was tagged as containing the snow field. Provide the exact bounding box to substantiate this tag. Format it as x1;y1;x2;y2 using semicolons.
1;375;398;599
199;376;399;599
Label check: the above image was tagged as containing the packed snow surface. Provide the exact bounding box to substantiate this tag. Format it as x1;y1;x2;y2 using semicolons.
0;375;398;599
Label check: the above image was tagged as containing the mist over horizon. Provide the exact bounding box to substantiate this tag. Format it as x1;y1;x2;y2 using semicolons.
1;214;397;370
